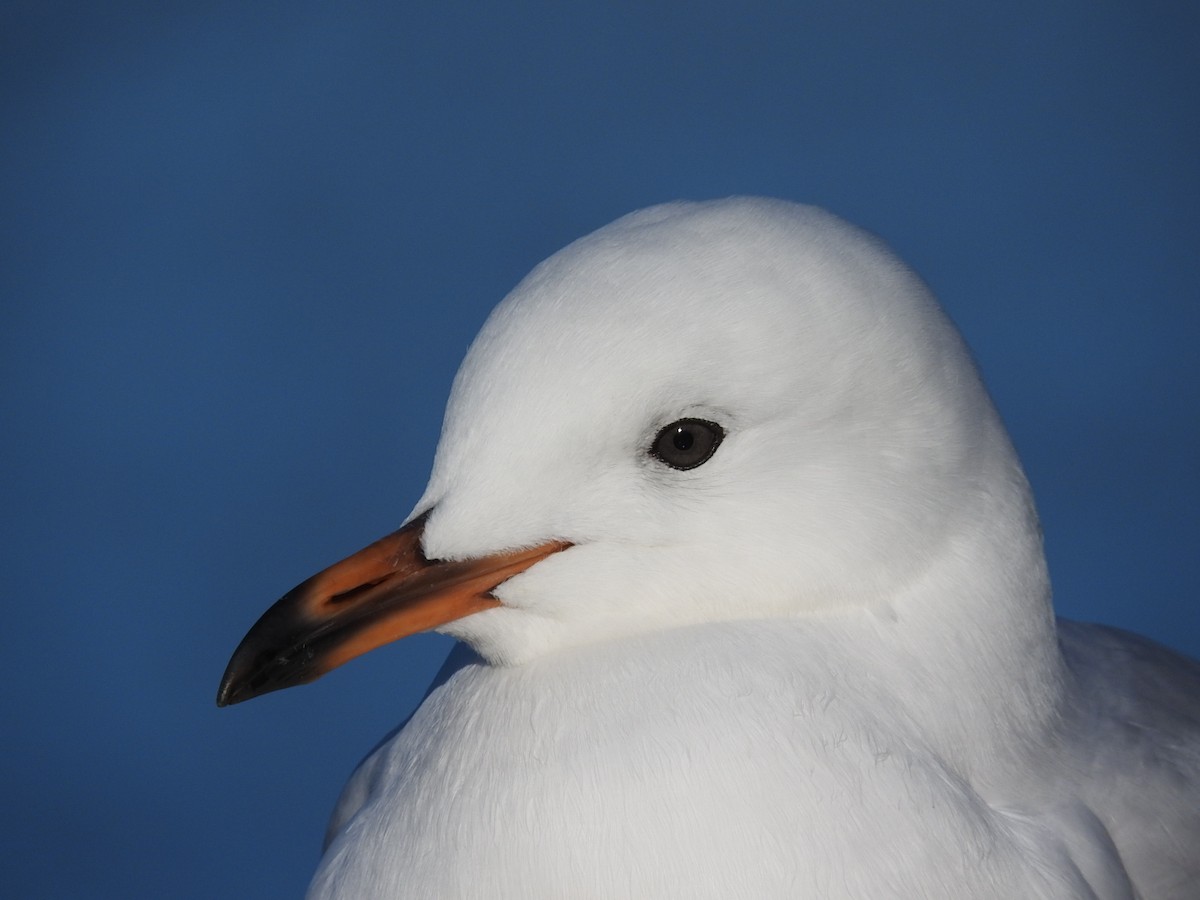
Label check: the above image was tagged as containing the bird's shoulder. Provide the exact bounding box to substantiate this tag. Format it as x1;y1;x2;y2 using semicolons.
322;642;482;848
1056;619;1200;900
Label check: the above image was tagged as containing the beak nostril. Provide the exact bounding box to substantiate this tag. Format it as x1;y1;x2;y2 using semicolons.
327;578;388;607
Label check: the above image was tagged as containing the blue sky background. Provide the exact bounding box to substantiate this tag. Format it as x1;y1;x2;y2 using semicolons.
2;3;1196;896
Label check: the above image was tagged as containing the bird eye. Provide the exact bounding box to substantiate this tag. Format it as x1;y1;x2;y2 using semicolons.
649;418;725;471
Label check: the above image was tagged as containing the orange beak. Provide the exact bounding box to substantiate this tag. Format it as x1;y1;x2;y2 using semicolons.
216;512;569;706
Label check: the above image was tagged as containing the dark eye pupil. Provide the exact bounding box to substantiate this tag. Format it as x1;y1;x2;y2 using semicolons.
650;418;724;471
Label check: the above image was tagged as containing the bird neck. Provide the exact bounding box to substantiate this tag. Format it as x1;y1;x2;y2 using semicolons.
874;452;1067;780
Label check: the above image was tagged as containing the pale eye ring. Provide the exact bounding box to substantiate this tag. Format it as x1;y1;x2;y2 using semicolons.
649;418;725;470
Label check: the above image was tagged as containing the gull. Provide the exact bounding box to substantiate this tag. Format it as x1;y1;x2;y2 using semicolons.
218;198;1200;899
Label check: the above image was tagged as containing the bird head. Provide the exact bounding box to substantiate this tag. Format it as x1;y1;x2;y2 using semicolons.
218;198;1029;705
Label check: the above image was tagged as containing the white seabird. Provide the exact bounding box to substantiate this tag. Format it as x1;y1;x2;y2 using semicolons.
218;198;1200;899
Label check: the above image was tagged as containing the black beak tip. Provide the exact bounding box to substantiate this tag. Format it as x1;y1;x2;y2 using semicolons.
216;590;325;708
216;633;323;708
215;678;241;707
215;664;291;707
215;658;257;707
